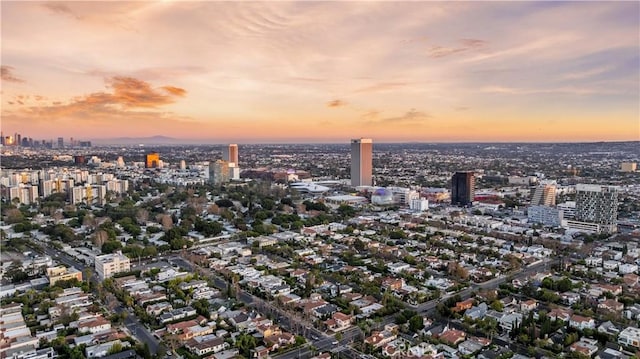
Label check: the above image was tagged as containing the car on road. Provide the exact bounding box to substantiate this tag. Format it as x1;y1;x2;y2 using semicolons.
311;335;319;340
332;341;338;345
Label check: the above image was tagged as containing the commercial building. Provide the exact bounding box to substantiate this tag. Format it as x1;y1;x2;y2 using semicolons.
6;184;39;205
95;251;131;279
410;198;429;212
145;152;160;168
528;205;563;227
209;160;230;185
350;138;373;187
46;266;82;286
531;181;556;206
222;144;239;165
451;171;475;206
621;162;637;172
571;184;619;234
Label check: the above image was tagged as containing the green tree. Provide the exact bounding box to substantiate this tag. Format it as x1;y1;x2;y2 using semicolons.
409;315;425;332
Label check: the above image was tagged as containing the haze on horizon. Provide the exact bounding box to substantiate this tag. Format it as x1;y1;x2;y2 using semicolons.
1;1;639;143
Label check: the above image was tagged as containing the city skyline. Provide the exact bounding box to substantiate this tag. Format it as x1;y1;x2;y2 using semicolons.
2;1;639;143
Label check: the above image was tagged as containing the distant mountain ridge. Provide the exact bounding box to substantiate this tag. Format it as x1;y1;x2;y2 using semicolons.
91;135;194;145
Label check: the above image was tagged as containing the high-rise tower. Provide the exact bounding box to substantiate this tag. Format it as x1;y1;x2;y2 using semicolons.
350;138;373;187
573;184;618;234
451;171;475;206
222;144;239;165
531;181;557;206
145;152;160;168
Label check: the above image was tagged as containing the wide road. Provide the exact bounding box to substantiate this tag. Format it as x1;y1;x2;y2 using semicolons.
40;243;161;354
409;258;554;315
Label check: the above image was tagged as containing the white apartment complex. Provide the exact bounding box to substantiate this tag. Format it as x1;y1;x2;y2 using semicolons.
94;251;130;279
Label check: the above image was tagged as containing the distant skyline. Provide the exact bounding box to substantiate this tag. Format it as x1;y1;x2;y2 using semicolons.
1;1;639;143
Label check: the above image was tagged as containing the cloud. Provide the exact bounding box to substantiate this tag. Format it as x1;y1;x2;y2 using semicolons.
562;65;614;80
41;3;81;20
480;85;617;96
353;82;408;94
428;38;487;58
1;66;24;83
8;77;186;120
327;99;347;108
364;108;430;126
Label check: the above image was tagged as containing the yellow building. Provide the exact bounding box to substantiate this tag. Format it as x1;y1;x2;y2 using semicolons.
46;266;83;285
145;152;160;168
621;162;637;173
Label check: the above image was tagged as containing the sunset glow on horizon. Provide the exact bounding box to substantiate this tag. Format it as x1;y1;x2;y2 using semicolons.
1;1;639;143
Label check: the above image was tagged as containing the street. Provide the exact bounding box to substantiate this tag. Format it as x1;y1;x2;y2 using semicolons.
41;244;161;354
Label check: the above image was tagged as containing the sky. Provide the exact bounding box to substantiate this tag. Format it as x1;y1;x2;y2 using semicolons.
1;1;639;143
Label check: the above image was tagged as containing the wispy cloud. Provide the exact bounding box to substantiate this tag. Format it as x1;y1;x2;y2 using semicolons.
327;99;347;108
428;38;487;58
1;66;24;83
364;108;430;126
353;82;408;94
41;2;81;20
561;65;614;80
480;85;618;96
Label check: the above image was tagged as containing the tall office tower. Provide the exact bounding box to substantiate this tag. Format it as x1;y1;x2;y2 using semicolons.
573;184;619;234
180;160;187;170
451;171;475;206
16;134;21;146
350;138;373;187
531;181;557;206
222;144;239;165
0;132;4;145
145;152;160;168
209;160;230;185
57;137;64;148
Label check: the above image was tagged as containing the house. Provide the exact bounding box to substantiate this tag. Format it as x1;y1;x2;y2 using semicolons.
185;336;228;356
85;340;130;358
625;304;640;320
264;332;295;351
548;307;572;322
598;321;621;337
381;277;405;291
439;328;466;346
77;316;111;334
499;313;523;333
569;338;599;357
364;330;397;349
464;303;488;320
561;292;581;305
324;312;353;332
598;299;623;313
618;327;640;348
520;299;538;312
569;314;596;330
594;284;622;296
458;340;483;355
251;346;270;359
453;299;474;313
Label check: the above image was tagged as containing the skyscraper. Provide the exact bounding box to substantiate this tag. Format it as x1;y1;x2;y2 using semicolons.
572;184;619;234
145;152;160;168
350;138;373;187
209;160;230;185
57;137;64;148
531;181;557;206
222;144;239;165
451;171;475;206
